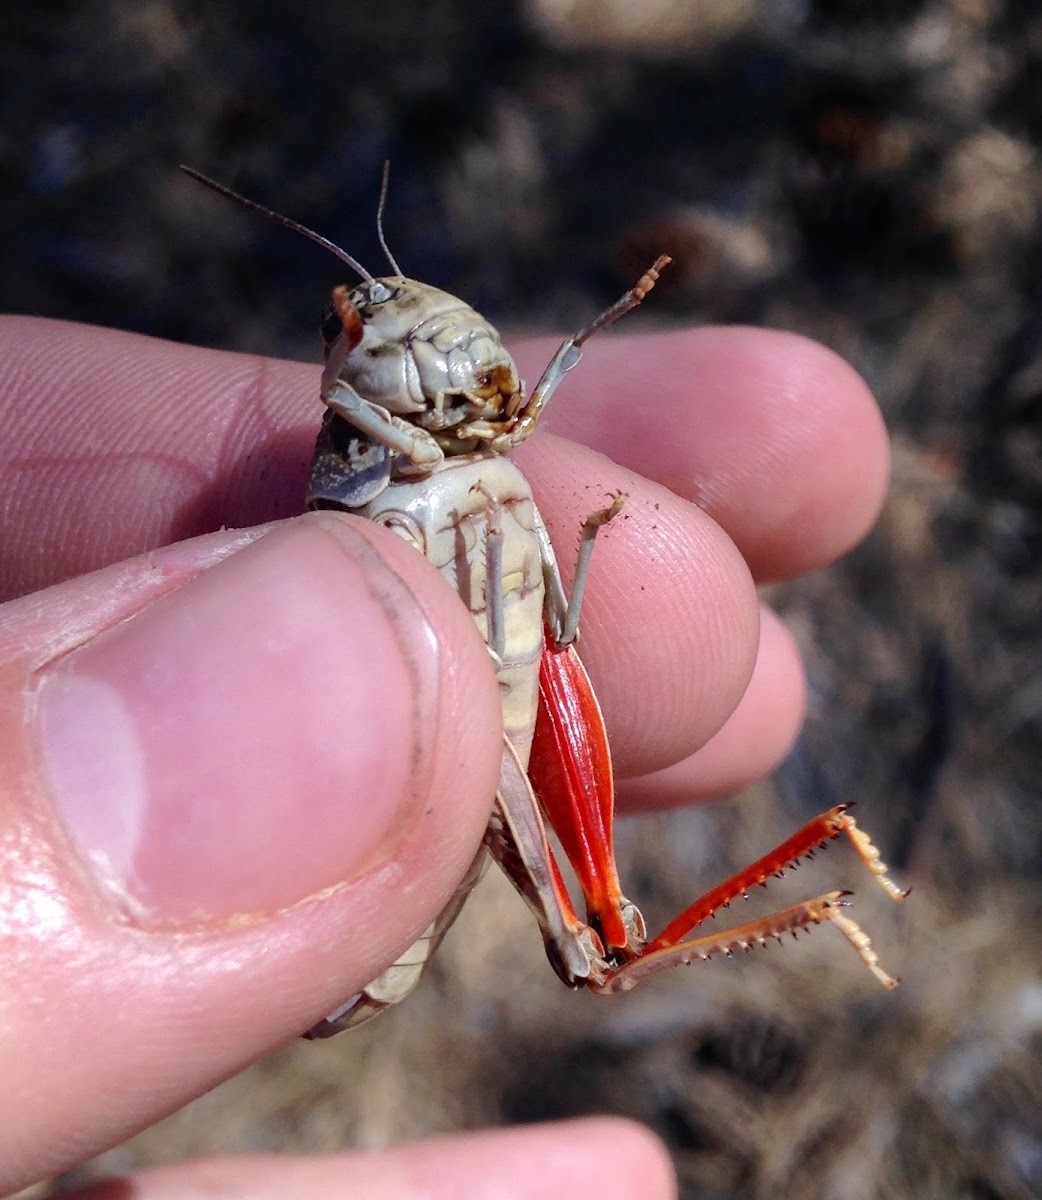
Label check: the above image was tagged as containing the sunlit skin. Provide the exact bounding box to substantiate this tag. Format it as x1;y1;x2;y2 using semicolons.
0;315;887;1197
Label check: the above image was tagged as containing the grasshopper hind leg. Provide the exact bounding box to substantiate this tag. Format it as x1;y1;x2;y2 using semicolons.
303;846;489;1036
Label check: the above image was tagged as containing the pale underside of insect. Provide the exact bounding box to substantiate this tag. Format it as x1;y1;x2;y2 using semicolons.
183;167;910;1036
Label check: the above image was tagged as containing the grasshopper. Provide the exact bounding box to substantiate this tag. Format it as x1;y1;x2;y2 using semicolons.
182;167;908;1035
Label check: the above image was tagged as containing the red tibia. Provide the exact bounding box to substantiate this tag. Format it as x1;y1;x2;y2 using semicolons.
647;805;861;953
528;631;630;951
594;889;901;995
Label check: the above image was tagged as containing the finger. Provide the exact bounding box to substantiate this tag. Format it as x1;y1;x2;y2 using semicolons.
0;319;884;598
514;325;889;581
0;316;319;600
0;319;773;785
64;1120;676;1200
618;605;806;810
0;514;501;1194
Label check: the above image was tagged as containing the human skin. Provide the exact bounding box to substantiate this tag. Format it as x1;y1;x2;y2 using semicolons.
0;316;887;1198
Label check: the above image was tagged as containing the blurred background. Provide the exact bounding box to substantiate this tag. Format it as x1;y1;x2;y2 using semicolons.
7;2;1042;1197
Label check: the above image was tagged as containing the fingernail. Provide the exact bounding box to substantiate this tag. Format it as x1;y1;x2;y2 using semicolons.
34;516;437;927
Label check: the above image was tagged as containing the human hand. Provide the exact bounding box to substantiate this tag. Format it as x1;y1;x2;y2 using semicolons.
0;316;886;1196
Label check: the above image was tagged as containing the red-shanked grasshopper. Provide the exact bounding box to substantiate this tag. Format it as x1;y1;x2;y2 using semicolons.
183;167;908;1035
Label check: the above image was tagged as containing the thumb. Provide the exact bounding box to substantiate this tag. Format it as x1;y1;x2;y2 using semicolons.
0;512;501;1193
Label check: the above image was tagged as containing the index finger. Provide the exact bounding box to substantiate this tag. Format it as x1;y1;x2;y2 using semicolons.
0;318;886;599
0;316;880;789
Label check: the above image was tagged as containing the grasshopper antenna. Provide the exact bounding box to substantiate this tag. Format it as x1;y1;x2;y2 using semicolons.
179;165;375;282
376;160;404;277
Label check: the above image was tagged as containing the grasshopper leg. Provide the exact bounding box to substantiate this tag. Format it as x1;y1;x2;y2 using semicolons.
304;846;489;1035
537;494;624;649
598;805;909;994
